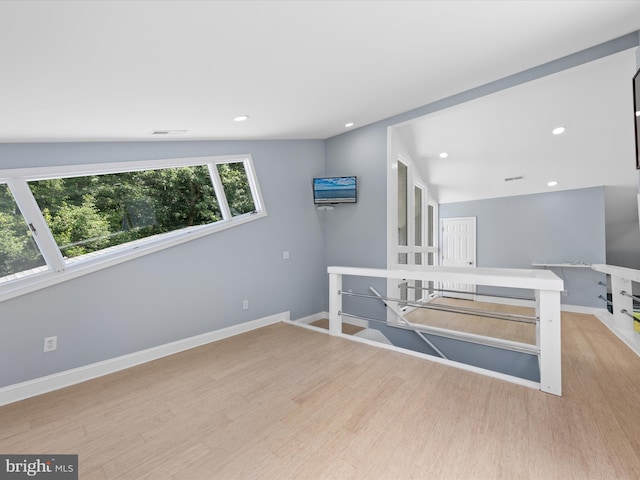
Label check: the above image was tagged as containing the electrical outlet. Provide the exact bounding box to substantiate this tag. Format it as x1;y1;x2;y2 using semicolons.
283;251;290;260
242;299;249;310
43;336;57;352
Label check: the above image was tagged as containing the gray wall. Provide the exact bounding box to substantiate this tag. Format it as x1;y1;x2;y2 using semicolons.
604;39;640;270
440;187;607;307
323;123;389;322
605;185;640;269
324;125;388;269
0;140;326;387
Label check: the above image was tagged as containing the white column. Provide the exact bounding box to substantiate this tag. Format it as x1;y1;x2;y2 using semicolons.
329;273;342;336
538;289;562;396
535;290;541;349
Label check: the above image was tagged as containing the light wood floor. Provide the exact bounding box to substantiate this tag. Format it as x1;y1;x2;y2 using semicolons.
405;297;537;344
2;312;640;479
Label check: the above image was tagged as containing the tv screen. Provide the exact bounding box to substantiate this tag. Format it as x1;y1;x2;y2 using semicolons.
634;67;640;169
313;176;357;204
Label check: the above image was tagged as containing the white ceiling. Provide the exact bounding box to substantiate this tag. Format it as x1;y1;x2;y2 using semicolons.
395;49;640;204
0;0;639;143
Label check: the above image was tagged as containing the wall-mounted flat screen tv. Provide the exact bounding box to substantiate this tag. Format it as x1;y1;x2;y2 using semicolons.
634;67;640;169
313;176;357;204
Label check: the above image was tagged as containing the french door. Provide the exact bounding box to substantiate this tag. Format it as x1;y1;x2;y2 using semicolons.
395;159;438;306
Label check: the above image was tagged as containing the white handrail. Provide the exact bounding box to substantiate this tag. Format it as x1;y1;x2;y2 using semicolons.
327;265;564;291
591;264;640;283
328;265;563;396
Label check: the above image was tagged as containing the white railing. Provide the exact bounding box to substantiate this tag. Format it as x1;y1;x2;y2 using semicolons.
328;265;564;396
592;264;640;356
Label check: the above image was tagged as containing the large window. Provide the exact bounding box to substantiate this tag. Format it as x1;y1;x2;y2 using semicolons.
0;155;265;299
217;162;256;216
29;165;223;261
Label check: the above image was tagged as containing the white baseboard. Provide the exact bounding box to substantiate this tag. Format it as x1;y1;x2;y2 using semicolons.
0;311;289;407
594;308;640;358
560;304;600;314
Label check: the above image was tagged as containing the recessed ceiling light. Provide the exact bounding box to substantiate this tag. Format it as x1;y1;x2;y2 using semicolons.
234;115;249;122
345;122;354;128
547;180;558;187
439;152;448;158
552;126;565;135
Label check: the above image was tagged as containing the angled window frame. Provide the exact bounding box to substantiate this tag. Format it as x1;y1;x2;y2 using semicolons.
0;154;267;302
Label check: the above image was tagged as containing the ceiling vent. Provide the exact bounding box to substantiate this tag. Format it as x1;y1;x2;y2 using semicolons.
504;176;525;182
151;130;188;136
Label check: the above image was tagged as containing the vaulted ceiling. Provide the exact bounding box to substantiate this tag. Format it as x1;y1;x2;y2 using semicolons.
0;0;639;143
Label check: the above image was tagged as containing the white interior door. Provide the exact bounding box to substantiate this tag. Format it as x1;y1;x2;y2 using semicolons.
440;217;476;299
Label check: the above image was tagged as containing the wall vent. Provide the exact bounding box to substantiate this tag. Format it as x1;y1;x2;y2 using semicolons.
504;176;525;182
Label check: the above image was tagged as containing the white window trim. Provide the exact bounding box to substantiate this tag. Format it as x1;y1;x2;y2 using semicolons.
427;201;439;261
0;154;267;303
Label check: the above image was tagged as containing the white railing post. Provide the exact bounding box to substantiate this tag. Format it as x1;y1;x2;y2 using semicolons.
329;272;342;336
611;275;634;331
537;289;562;396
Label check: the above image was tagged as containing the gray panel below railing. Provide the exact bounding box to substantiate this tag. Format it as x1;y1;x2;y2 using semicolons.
369;323;540;383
